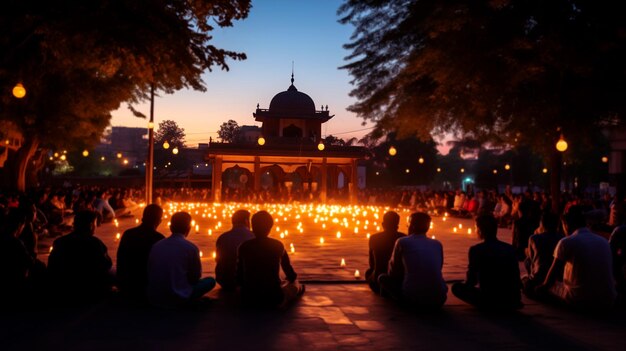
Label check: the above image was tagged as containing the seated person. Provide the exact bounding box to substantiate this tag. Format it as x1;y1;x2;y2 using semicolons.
92;191;115;224
116;204;165;300
537;206;617;310
379;212;447;309
48;210;114;303
147;212;215;307
215;210;254;291
452;214;522;310
236;211;304;308
522;212;562;297
365;211;405;293
0;208;35;305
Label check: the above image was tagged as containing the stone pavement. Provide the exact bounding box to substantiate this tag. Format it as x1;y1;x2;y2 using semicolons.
5;203;622;350
1;284;624;350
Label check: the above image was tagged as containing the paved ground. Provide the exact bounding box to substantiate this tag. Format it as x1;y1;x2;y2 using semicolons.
4;202;622;351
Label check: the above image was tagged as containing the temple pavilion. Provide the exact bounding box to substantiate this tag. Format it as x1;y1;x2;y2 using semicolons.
206;75;366;203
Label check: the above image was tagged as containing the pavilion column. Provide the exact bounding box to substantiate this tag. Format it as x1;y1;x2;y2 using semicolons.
320;157;327;203
212;157;223;202
349;159;358;204
254;156;261;192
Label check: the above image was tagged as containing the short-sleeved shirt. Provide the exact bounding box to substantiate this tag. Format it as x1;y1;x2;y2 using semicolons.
388;235;447;306
554;228;616;305
147;233;202;307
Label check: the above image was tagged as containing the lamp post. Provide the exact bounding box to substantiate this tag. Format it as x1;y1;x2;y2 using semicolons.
145;83;155;204
551;133;568;214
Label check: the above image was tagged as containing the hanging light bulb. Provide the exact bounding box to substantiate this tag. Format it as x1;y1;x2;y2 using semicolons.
418;157;424;164
163;141;170;149
82;150;89;157
388;146;397;156
257;136;265;146
12;83;26;98
172;147;179;155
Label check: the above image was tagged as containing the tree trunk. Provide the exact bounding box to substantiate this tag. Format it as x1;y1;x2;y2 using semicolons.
13;137;39;192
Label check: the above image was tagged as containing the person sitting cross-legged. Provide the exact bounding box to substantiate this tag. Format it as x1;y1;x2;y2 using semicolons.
378;212;447;310
147;212;216;308
116;204;165;300
236;211;304;308
522;212;562;298
365;211;406;294
452;214;523;310
215;209;254;291
536;205;617;310
48;210;114;304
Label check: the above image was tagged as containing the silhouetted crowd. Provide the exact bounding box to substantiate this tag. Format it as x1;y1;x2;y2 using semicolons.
1;184;625;313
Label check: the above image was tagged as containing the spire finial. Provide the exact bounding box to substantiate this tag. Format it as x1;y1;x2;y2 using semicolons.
291;61;294;85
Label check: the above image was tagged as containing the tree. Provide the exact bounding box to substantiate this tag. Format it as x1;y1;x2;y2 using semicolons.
217;119;241;143
155;120;186;148
0;1;251;190
339;0;626;152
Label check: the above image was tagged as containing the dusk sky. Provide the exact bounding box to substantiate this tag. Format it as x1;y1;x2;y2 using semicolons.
110;0;373;146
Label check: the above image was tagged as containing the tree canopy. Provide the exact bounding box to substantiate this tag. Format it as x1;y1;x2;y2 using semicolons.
0;0;250;190
155;120;186;148
339;0;626;153
217;119;241;143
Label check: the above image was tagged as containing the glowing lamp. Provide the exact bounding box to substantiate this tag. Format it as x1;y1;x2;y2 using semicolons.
505;164;510;170
172;147;179;155
82;150;89;157
60;155;67;161
212;251;216;259
354;270;361;279
257;137;265;146
493;169;498;174
12;83;26;98
320;237;325;244
115;233;121;240
405;169;410;173
163;141;170;149
418;157;424;164
460;168;465;173
117;152;122;158
601;156;608;163
542;168;548;174
556;136;568;152
54;152;59;158
199;251;203;258
123;159;129;165
100;156;105;161
148;121;154;129
340;258;346;267
436;168;441;172
388;146;397;156
317;141;325;151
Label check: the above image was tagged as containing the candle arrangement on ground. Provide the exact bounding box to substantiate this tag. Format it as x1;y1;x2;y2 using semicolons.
43;202;512;281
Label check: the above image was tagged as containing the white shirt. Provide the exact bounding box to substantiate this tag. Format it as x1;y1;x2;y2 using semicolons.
147;233;201;307
554;228;616;305
389;234;448;306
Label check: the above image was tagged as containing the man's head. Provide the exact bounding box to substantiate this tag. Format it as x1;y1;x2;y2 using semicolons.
475;214;498;240
232;210;251;228
251;211;273;238
73;210;98;236
540;211;559;233
382;211;400;232
562;205;587;235
142;204;163;228
408;212;431;235
170;212;192;236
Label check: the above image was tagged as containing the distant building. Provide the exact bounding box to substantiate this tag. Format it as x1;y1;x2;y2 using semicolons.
96;126;147;165
238;125;262;143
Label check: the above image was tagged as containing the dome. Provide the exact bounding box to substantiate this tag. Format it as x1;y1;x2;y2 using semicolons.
269;83;316;115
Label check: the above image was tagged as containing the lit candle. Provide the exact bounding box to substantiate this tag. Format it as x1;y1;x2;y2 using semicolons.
354;269;360;279
453;227;457;233
212;251;216;259
199;250;203;257
320;237;325;244
208;229;212;236
468;228;472;235
336;231;342;239
115;233;121;240
459;223;463;229
135;219;139;224
195;224;199;233
340;258;346;267
49;246;53;253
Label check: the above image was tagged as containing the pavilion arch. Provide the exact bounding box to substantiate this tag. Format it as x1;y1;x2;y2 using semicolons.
283;124;303;138
222;165;253;190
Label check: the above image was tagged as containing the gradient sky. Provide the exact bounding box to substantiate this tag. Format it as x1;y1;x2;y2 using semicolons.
110;0;373;146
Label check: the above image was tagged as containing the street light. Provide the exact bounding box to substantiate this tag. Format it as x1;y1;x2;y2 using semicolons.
418;157;424;164
556;135;568;152
601;156;608;163
388;146;397;156
258;136;265;146
163;141;170;149
117;152;122;159
172;147;179;155
460;168;465;173
82;150;89;157
12;83;26;98
542;168;548;174
317;140;325;151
